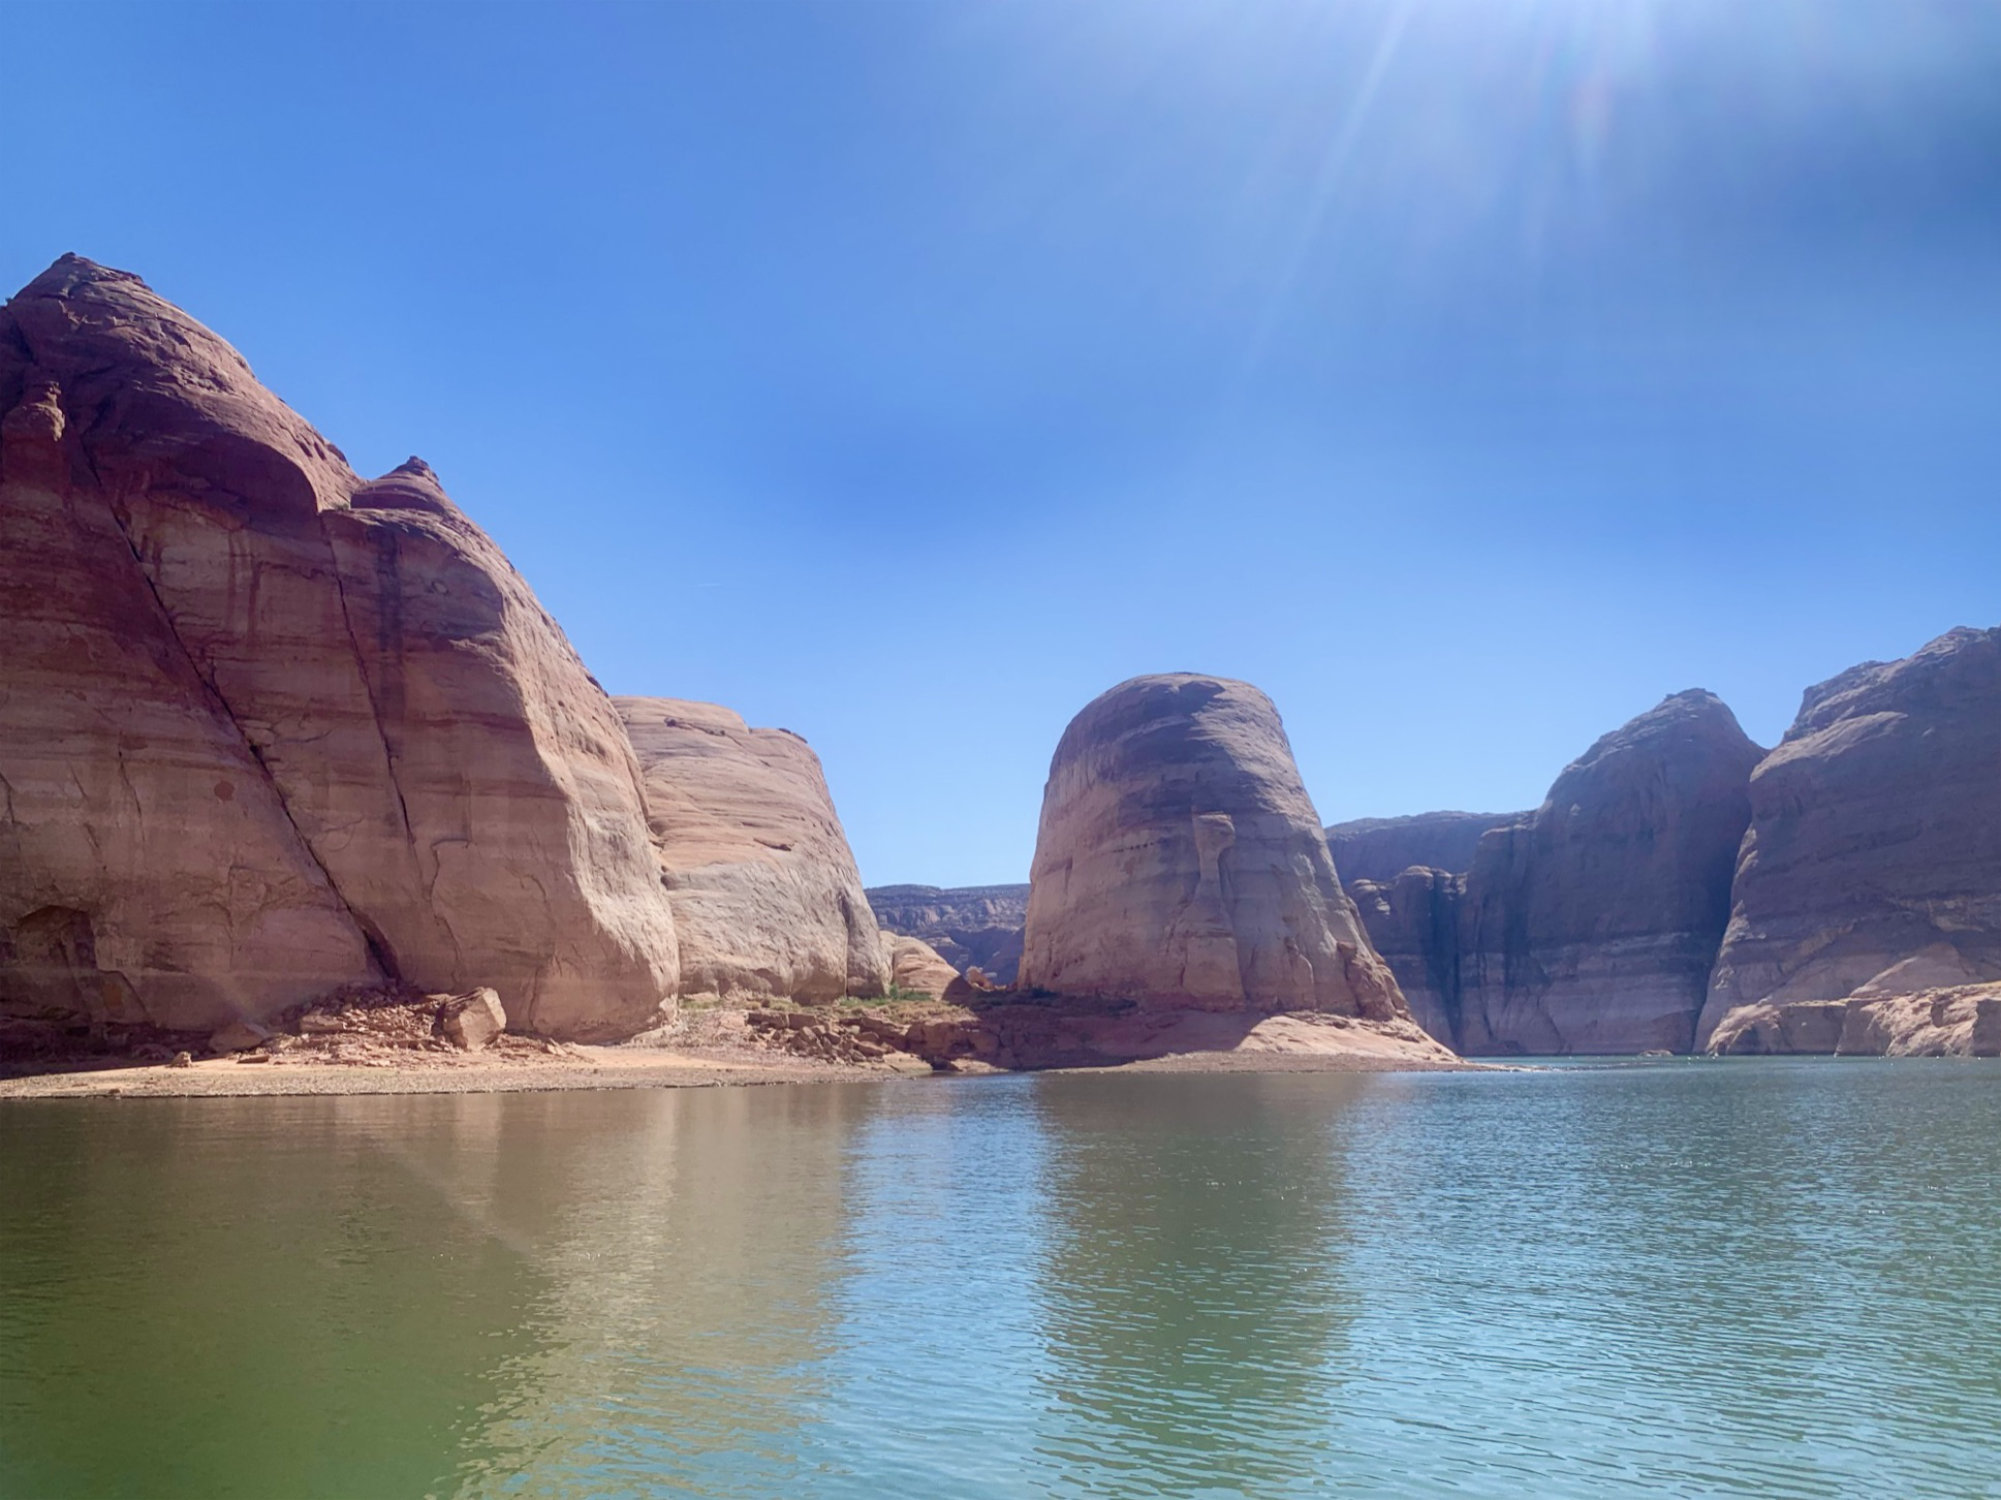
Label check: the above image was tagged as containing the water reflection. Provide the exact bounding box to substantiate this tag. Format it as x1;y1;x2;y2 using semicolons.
1025;1073;1366;1497
451;1085;879;1496
5;1065;1999;1499
0;1096;547;1498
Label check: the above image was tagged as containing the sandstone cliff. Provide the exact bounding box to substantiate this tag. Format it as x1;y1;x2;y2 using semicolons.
1344;691;1763;1054
1345;868;1462;1044
1699;626;2001;1050
1018;674;1408;1020
1452;690;1762;1054
0;256;679;1039
864;883;1028;984
616;697;888;1004
1326;811;1522;885
1707;987;2001;1058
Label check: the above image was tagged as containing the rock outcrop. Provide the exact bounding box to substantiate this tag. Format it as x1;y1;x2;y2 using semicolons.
879;933;961;1000
1345;867;1462;1044
0;255;679;1039
1345;691;1764;1054
1699;626;2001;1050
617;697;888;1005
1018;674;1408;1020
864;883;1028;985
1451;690;1762;1054
1708;986;2001;1058
1326;811;1522;885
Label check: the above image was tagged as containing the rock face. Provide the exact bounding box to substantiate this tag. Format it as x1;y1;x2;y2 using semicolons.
1699;626;2001;1049
1326;811;1522;885
1709;987;2001;1058
0;256;678;1039
879;933;961;1000
1018;675;1408;1019
1345;868;1462;1044
1345;691;1764;1054
864;883;1028;985
1452;691;1763;1054
617;697;888;1004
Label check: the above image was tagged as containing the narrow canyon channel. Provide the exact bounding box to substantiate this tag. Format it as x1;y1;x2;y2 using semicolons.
3;1059;1997;1498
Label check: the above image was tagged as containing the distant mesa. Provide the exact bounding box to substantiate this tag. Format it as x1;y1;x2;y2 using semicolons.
1019;674;1410;1022
865;883;1027;986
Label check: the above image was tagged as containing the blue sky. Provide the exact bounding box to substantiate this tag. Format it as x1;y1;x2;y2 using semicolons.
4;0;1997;886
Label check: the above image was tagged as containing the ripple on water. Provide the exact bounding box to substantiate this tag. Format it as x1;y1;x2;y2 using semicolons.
0;1061;1997;1498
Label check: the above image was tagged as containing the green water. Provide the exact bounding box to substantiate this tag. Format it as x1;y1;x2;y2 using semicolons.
2;1060;1997;1497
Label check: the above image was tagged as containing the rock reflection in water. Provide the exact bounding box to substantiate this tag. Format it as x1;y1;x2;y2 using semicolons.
448;1084;878;1496
1024;1073;1366;1495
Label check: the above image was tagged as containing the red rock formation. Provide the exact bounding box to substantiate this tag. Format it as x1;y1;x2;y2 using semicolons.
1345;867;1462;1045
1018;674;1408;1020
1454;690;1762;1054
0;256;678;1038
617;696;888;1004
1699;625;2001;1050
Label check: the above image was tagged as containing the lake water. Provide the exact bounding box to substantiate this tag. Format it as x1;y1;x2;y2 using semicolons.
2;1060;1998;1498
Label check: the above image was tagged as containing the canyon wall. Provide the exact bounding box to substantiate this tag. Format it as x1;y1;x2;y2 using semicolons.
618;697;888;1005
1326;811;1521;885
1345;691;1762;1055
1698;626;2001;1054
1454;691;1763;1054
0;256;680;1039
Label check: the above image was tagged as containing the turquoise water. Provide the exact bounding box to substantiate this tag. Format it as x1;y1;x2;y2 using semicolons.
2;1060;1997;1497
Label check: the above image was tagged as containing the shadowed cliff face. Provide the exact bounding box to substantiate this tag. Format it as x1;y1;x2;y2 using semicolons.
1326;811;1524;886
1699;626;2001;1051
0;256;679;1039
1349;691;1763;1055
1019;674;1407;1020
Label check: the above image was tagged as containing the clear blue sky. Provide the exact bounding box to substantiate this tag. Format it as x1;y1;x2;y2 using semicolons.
4;0;1996;886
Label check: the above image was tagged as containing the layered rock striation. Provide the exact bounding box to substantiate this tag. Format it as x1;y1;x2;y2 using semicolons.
1349;691;1762;1054
617;697;888;1005
0;256;678;1039
1018;675;1408;1020
1698;626;2001;1052
864;883;1028;985
1454;691;1764;1054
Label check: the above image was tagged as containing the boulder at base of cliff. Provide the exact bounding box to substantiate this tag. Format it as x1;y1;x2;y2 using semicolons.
880;933;961;1000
